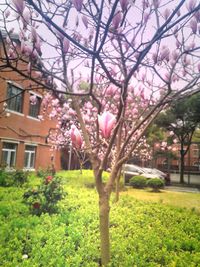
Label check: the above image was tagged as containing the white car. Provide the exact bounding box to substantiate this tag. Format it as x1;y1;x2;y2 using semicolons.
123;164;163;184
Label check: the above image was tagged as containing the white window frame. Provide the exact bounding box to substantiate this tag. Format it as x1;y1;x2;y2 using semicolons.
24;145;36;170
2;142;17;168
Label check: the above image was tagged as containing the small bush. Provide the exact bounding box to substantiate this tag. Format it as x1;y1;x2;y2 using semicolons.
146;178;165;192
0;168;12;186
23;175;65;215
36;166;56;178
12;169;29;186
129;176;147;188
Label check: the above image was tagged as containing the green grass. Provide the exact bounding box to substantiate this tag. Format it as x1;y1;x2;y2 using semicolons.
122;187;200;213
0;170;200;266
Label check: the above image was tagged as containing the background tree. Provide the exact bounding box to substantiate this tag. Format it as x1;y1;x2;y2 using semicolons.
1;0;200;265
155;93;200;183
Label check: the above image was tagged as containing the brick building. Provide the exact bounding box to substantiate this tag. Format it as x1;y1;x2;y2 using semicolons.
155;143;200;172
0;31;61;171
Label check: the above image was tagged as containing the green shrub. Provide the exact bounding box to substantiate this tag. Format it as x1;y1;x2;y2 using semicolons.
0;168;12;186
0;169;29;187
129;175;147;188
36;166;55;178
146;178;165;192
23;175;65;215
12;169;29;186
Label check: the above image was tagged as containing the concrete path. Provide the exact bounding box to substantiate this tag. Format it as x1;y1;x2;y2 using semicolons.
165;186;200;193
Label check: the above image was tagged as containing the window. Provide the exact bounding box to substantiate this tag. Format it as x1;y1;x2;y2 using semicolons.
193;149;199;157
29;94;41;118
2;143;17;168
7;83;23;113
24;145;36;169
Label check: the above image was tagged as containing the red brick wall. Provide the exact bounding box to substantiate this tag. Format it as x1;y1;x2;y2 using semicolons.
0;63;61;170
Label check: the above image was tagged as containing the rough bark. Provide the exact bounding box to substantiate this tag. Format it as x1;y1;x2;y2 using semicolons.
180;145;185;184
99;192;110;266
114;168;122;203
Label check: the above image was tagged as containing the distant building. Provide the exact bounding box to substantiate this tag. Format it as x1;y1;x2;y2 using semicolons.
0;30;61;171
155;143;200;172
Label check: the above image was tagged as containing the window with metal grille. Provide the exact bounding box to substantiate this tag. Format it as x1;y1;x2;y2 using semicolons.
7;83;23;113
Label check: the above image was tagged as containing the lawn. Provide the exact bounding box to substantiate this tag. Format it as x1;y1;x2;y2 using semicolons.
0;170;200;267
122;187;200;213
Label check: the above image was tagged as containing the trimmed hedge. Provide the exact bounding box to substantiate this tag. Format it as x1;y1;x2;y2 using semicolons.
129;175;147;188
146;178;165;191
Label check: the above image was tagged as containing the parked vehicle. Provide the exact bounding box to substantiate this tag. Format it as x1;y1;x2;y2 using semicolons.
123;164;165;184
142;167;170;185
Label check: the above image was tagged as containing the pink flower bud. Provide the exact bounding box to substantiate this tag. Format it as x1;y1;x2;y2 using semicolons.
197;63;200;72
144;12;150;23
22;7;30;26
70;125;83;149
63;38;70;53
194;10;200;22
27;62;31;74
187;0;196;12
163;8;170;20
82;15;88;29
5;9;10;18
72;0;83;12
120;0;129;12
190;19;197;34
160;47;170;62
98;111;116;139
112;12;122;29
12;0;25;14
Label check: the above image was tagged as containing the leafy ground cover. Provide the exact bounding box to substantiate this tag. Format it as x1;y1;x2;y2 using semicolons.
122;187;200;214
0;170;200;266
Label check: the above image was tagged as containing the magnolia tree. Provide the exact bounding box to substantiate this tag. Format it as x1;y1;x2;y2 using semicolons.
1;0;200;264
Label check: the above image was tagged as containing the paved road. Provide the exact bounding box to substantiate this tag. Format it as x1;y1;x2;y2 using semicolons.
165;186;200;193
170;173;200;185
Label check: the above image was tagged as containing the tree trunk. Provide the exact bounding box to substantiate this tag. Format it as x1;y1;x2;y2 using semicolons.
99;192;110;266
180;147;185;184
114;168;122;202
115;177;120;203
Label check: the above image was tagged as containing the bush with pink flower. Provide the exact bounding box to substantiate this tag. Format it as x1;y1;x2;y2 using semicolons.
23;173;64;215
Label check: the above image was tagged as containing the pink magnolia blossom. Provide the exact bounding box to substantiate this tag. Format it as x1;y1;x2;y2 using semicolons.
161;141;167;148
70;125;83;149
30;95;37;105
72;0;83;12
98;111;116;139
38;115;43;120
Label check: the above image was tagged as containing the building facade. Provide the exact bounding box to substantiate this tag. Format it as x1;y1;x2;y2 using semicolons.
155;143;200;173
0;36;61;171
